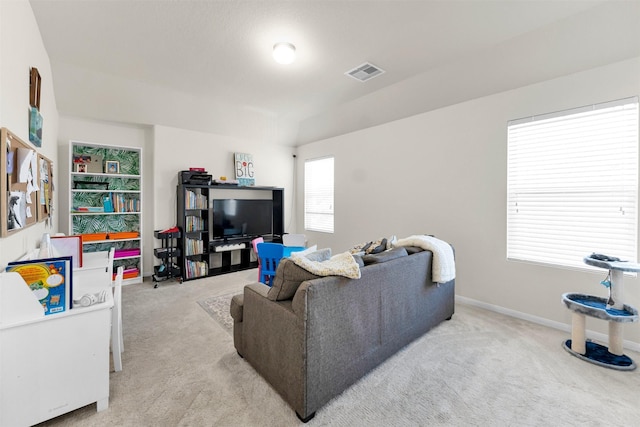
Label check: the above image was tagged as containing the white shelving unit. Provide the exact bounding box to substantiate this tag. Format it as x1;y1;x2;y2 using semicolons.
69;141;143;285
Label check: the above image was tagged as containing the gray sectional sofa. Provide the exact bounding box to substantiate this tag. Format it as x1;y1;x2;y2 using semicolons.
230;246;455;422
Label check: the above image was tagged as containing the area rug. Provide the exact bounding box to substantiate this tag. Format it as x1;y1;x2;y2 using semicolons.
197;293;237;335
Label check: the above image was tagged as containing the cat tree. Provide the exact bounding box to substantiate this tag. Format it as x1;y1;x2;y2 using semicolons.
562;255;638;370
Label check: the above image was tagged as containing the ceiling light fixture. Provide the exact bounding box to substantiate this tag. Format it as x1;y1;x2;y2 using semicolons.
273;42;296;65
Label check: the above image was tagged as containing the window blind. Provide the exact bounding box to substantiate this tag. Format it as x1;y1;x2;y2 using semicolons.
507;97;639;269
304;157;334;233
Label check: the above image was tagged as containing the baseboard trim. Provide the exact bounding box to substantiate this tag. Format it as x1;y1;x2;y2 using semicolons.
455;295;640;353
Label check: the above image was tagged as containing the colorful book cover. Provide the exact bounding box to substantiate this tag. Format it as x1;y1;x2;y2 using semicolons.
6;256;73;315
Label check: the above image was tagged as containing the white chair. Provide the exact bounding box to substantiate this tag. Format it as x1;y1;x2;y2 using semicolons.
282;233;306;248
106;247;115;286
106;247;123;352
111;265;124;372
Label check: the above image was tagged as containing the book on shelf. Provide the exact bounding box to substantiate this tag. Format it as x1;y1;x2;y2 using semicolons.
185;238;204;256
6;256;73;315
185;260;208;279
113;267;139;280
102;192;140;213
185;189;208;209
185;215;205;232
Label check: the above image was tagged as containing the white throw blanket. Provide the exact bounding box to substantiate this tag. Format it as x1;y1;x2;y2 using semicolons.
290;251;361;279
393;235;455;283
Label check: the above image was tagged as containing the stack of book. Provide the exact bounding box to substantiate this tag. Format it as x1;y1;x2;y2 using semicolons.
114;248;141;258
113;267;139;280
185;215;204;232
74;206;104;213
184;260;208;279
111;194;140;212
185;190;208;209
185;237;204;256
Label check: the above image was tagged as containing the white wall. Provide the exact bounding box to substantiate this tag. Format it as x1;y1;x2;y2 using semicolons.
296;57;640;348
153;125;297;237
0;0;59;268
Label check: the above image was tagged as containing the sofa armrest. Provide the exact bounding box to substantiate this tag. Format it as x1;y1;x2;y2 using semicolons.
231;283;269;323
231;283;270;357
242;282;306;416
292;281;310;318
246;282;270;298
230;293;244;322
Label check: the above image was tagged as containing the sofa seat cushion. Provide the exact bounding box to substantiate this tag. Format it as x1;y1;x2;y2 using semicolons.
362;247;408;265
267;258;322;301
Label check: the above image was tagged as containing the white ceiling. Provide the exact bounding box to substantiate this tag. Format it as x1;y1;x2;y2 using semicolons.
29;0;640;145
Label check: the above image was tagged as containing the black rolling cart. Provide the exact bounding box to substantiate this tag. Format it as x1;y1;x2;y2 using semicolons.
153;229;182;287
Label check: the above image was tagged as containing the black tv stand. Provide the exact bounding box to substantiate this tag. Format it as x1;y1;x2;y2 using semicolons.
176;183;284;280
209;240;255;275
207;235;279;276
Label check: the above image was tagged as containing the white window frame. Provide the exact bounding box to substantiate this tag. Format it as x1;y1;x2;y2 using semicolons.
507;97;639;270
304;156;334;233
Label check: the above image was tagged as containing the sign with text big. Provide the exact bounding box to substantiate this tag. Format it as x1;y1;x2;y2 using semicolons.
234;152;255;186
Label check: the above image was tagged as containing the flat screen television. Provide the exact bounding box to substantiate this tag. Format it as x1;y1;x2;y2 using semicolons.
211;199;273;239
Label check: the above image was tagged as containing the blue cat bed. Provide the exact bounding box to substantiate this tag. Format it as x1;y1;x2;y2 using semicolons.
563;339;635;371
562;293;638;323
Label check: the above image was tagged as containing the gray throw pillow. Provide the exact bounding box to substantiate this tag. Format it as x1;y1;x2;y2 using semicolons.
267;258;321;301
303;248;331;262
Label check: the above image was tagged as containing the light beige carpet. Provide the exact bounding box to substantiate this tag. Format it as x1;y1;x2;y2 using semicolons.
39;269;640;426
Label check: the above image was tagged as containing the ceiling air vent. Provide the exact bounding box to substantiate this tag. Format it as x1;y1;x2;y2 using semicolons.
345;62;385;82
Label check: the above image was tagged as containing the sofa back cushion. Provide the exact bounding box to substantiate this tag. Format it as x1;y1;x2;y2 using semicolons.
267;258;322;301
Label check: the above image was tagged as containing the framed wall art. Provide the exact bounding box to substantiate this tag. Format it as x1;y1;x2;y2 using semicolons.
105;161;120;174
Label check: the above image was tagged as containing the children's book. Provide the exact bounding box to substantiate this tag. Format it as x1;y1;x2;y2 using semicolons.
6;256;73;315
50;235;83;268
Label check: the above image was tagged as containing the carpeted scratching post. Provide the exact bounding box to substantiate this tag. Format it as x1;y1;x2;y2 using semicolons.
562;254;638;371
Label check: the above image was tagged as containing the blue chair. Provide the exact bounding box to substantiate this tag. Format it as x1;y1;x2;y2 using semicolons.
256;242;284;286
